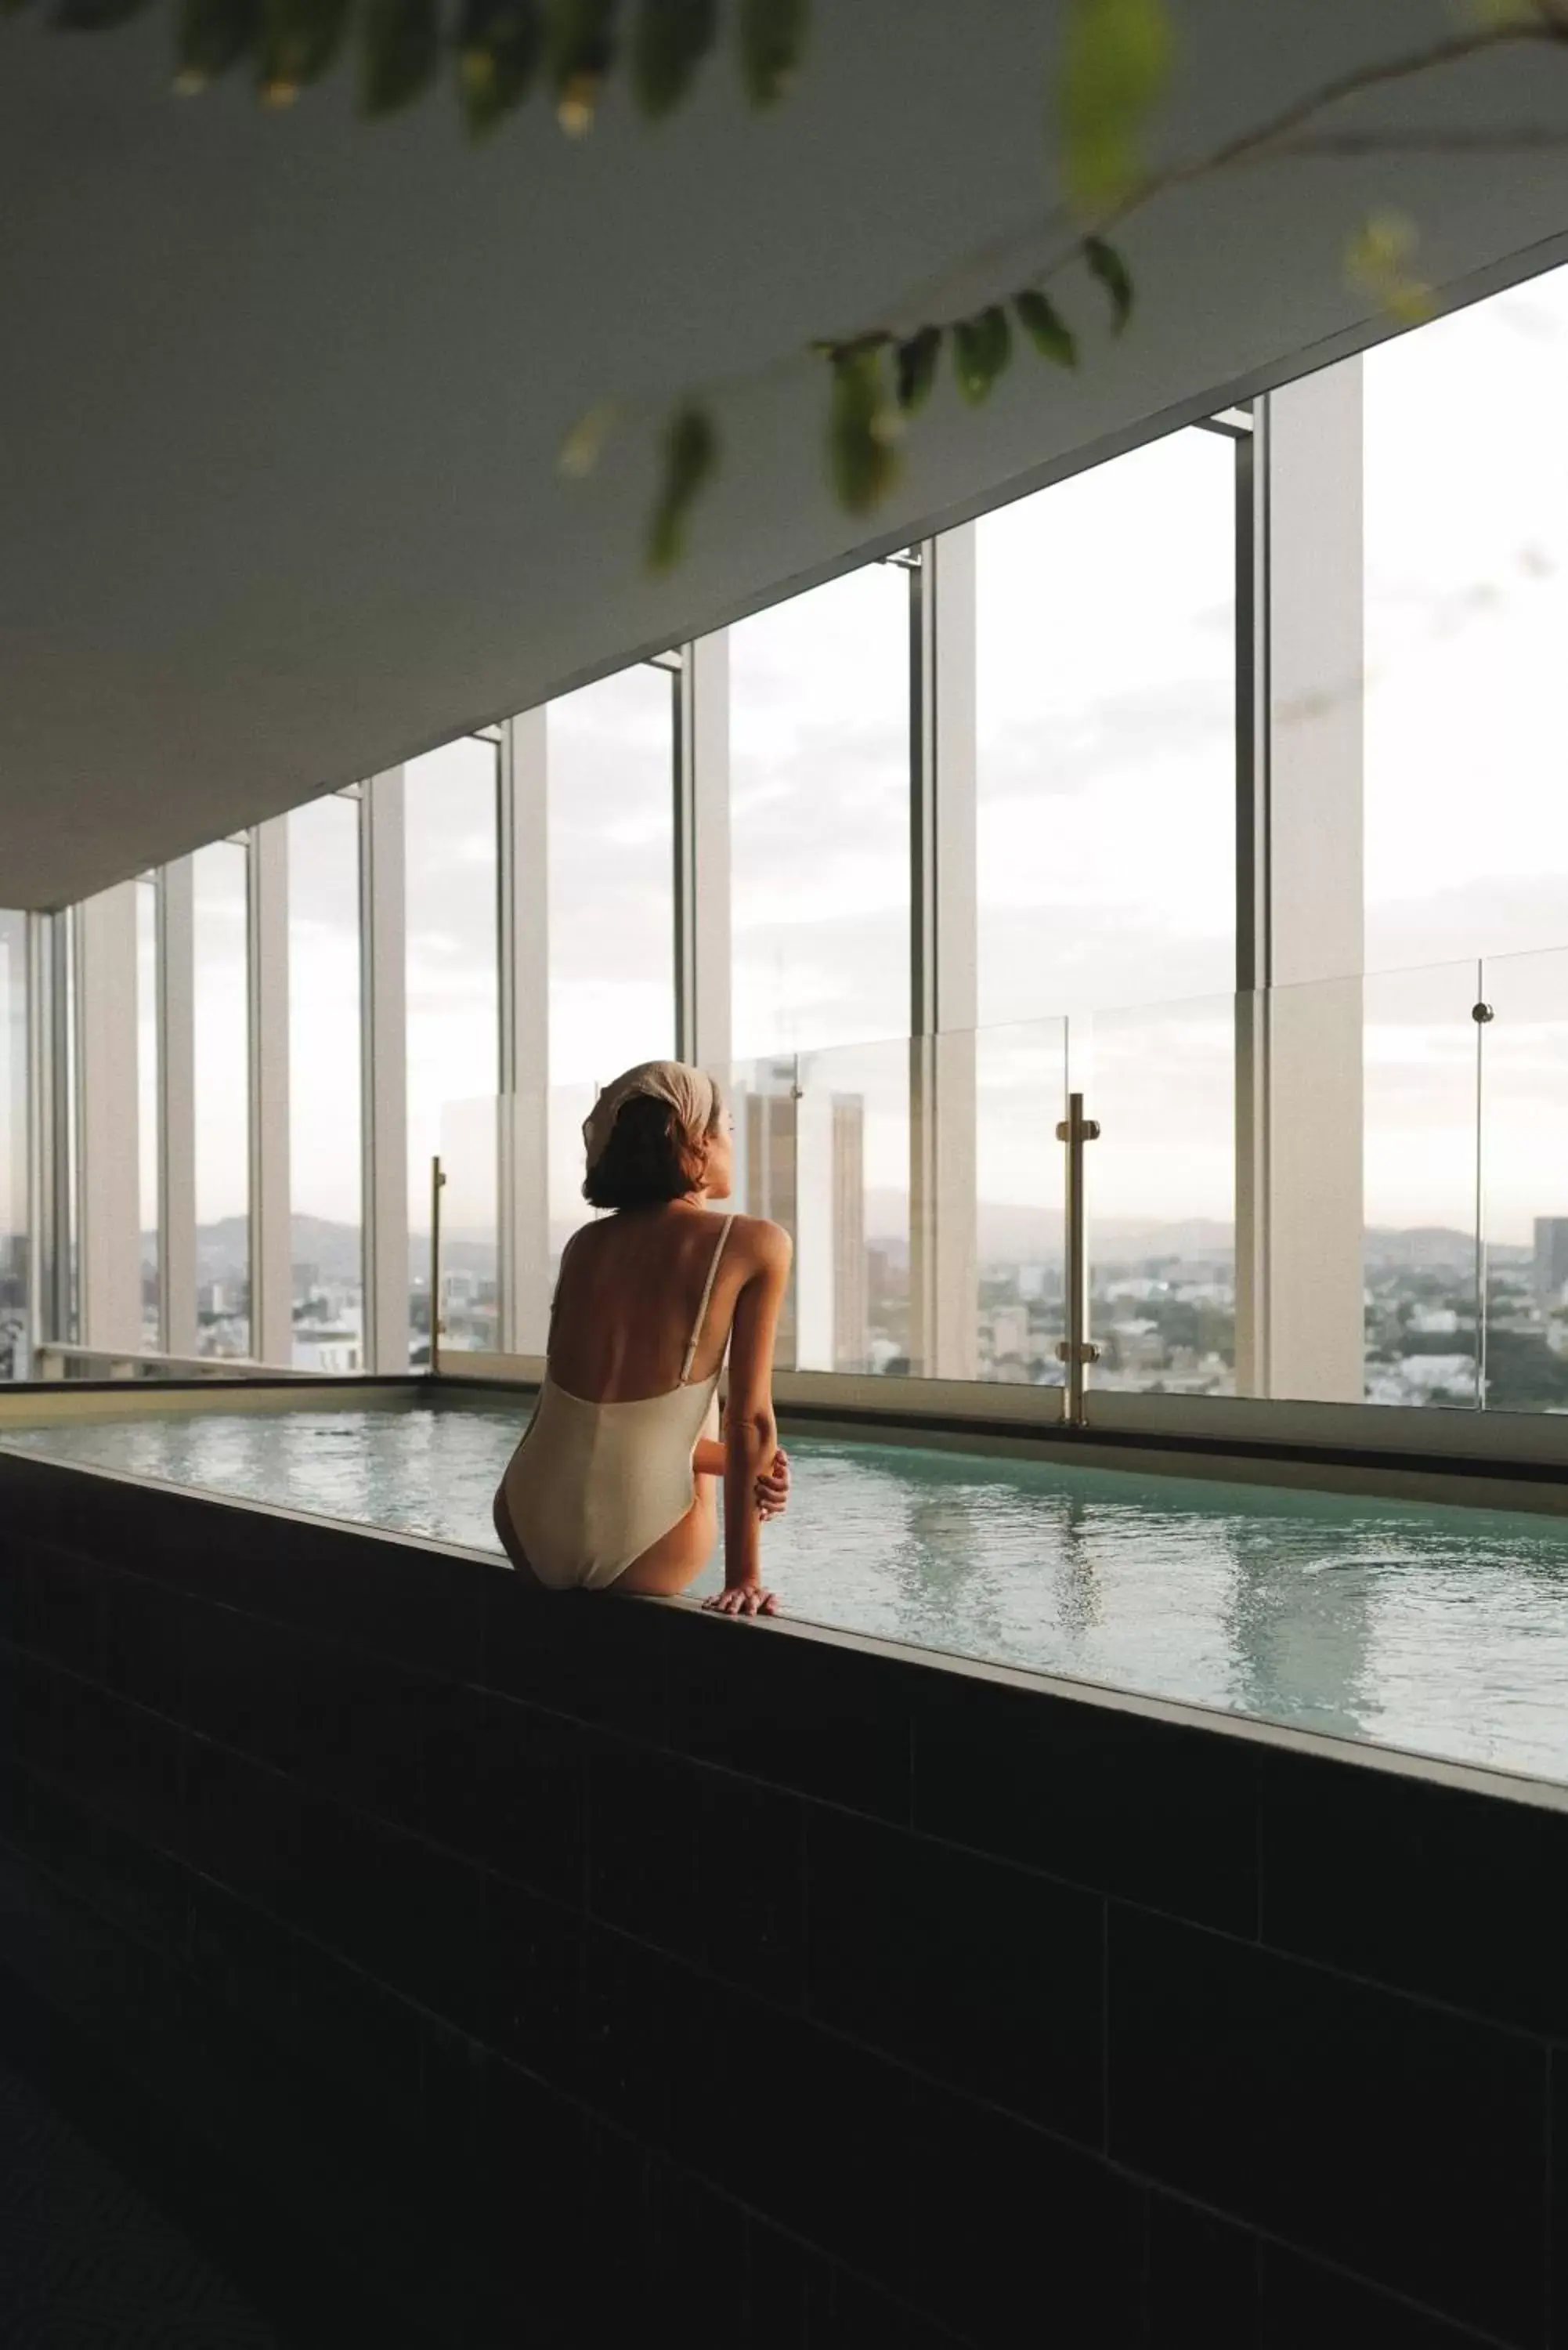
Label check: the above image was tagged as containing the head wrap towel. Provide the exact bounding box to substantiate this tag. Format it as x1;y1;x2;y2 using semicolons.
582;1061;719;1173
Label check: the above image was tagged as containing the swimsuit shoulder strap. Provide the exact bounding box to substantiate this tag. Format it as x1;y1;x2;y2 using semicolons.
681;1215;736;1384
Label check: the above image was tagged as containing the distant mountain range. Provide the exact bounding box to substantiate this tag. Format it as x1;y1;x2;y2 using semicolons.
164;1208;1531;1281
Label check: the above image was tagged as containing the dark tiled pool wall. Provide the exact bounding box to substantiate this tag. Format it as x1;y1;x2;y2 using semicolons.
0;1448;1563;2348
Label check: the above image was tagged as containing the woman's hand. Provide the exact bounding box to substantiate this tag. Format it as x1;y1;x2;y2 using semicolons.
703;1582;779;1618
753;1447;790;1520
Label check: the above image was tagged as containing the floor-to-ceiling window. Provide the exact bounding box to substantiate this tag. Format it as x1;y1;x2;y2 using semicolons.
0;912;27;1379
545;662;677;1261
975;425;1237;1026
191;840;251;1357
728;561;912;1372
135;877;159;1349
973;425;1239;1394
1360;263;1568;1411
728;561;911;1060
289;791;363;1372
406;736;500;1358
1364;267;1568;975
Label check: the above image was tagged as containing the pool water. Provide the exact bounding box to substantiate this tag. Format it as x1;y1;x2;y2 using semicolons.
10;1401;1568;1784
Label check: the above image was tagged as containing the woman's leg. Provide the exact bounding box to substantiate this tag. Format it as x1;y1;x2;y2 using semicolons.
491;1486;549;1591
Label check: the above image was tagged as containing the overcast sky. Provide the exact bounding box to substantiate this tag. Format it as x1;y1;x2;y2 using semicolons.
8;266;1568;1252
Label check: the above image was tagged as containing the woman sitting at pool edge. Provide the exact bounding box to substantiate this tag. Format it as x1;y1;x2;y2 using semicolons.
493;1061;792;1616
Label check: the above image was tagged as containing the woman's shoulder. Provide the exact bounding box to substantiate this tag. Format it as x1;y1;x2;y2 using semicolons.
722;1211;793;1271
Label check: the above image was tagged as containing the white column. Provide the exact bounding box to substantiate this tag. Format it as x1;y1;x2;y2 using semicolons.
248;817;292;1365
793;1086;835;1369
1263;360;1366;1403
909;527;979;1381
159;859;197;1356
499;709;551;1355
75;883;143;1354
684;632;733;1076
361;769;410;1371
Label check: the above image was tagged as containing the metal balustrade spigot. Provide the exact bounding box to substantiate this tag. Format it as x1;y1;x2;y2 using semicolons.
1056;1093;1100;1426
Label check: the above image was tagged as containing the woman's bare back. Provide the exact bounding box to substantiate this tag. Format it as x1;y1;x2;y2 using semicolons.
546;1204;764;1401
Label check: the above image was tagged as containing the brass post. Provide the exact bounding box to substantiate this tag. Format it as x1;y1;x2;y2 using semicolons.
1055;1092;1101;1426
429;1154;446;1379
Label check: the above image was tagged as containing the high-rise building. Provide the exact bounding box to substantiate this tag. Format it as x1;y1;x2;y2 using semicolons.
830;1094;867;1372
741;1071;866;1372
742;1066;799;1365
1535;1219;1568;1307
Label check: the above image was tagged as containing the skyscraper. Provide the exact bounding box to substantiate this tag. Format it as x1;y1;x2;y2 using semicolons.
741;1070;866;1372
1534;1217;1568;1307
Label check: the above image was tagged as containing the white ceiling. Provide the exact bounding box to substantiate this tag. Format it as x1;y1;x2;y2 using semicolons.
3;0;1568;907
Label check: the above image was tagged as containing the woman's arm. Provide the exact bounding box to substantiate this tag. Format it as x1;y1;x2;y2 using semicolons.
708;1220;792;1616
693;1435;790;1516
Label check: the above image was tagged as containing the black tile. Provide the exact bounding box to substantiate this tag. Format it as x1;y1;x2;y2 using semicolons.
671;1983;916;2288
586;1737;806;2002
0;1546;27;1647
1260;2245;1497;2350
1552;2047;1568;2350
699;1767;807;2005
1109;1907;1548;2345
467;1691;587;1904
101;1565;183;1719
1262;1748;1568;2040
301;1799;487;2027
1147;2194;1259;2349
483;1572;669;1744
18;1651;62;1777
187;1877;299;2054
642;2153;750;2341
469;2052;588;2341
181;1734;309;1919
587;1739;703;1961
50;1677;186;1853
133;1491;486;1688
746;2222;818;2349
78;1794;196;1961
901;2076;1143;2345
25;1542;106;1680
812;2266;960;2348
580;2118;651;2334
580;1920;683;2142
290;1932;426;2142
807;1807;1104;2144
0;1639;23;1759
295;1642;426;1831
482;1867;583;2083
178;1597;313;1774
665;1614;913;1824
912;1670;1259;1936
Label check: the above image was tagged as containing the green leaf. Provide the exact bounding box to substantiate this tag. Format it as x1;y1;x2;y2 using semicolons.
1014;287;1078;369
1083;234;1133;333
633;0;716;117
173;0;260;88
739;0;807;108
952;305;1012;404
457;0;541;136
1345;212;1432;326
894;326;942;415
648;404;719;571
558;398;620;479
1059;0;1173;212
829;346;901;515
362;0;439;114
258;0;350;99
546;0;619;128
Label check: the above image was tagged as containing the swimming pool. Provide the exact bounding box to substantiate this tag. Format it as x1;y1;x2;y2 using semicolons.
8;1394;1568;1787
